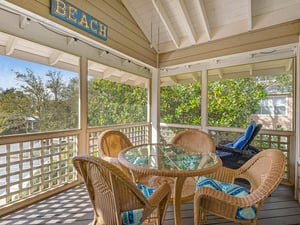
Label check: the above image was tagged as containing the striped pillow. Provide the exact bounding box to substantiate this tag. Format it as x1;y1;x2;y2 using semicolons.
196;176;256;220
121;184;156;225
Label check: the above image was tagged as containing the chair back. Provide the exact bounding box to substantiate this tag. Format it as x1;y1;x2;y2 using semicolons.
98;129;133;157
171;129;216;153
238;149;285;193
73;155;151;225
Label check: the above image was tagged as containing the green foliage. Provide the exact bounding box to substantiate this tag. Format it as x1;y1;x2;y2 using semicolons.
208;78;268;127
0;69;78;135
160;83;201;124
88;78;147;126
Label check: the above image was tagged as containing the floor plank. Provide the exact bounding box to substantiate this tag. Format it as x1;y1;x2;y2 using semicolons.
0;184;299;225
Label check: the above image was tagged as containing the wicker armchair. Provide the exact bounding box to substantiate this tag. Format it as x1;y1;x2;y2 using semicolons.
194;149;286;225
98;129;133;159
73;155;171;225
171;129;216;153
167;129;216;202
97;129;133;177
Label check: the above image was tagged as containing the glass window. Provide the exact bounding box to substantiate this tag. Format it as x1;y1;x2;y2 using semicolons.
87;60;149;127
257;96;287;115
0;54;79;135
207;58;294;131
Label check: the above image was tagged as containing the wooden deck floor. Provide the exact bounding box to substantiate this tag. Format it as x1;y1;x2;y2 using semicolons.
0;184;299;225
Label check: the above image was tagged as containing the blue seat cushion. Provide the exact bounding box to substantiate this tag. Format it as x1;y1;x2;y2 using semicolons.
225;121;256;150
136;183;156;198
196;176;256;220
121;184;156;225
121;208;144;225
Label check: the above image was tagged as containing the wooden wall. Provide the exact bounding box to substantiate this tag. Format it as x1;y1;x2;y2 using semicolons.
6;0;157;67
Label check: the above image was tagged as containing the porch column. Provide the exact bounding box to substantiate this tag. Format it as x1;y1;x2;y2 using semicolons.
78;56;88;154
201;69;208;132
295;35;300;202
151;67;160;143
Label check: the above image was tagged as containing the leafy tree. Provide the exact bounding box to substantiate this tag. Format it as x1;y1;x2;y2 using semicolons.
160;83;201;124
0;88;31;134
0;69;78;135
208;78;268;128
88;79;147;126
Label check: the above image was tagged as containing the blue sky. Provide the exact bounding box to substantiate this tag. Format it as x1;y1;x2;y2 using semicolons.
0;55;77;90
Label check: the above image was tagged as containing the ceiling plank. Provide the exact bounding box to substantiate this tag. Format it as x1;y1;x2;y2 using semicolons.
177;0;197;45
152;0;180;48
196;0;211;40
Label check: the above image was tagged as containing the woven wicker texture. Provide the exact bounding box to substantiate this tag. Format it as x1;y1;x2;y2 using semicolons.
97;129;134;177
169;129;216;202
194;149;286;225
98;129;133;158
73;155;171;225
171;129;216;153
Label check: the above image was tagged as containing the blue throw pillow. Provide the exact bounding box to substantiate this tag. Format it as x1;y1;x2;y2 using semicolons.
196;176;256;220
122;209;144;225
136;183;156;198
121;184;156;225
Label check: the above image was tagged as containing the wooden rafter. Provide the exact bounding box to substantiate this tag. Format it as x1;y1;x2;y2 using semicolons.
152;0;180;48
177;0;197;45
196;0;211;40
248;0;253;31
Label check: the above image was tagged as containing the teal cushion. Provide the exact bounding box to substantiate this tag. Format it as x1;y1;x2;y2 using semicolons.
136;183;156;198
196;176;256;220
121;184;156;225
122;209;143;225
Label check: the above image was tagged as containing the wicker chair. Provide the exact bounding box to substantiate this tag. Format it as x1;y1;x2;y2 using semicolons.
194;149;286;225
97;129;133;177
167;129;216;202
73;155;171;225
98;129;133;159
171;129;216;153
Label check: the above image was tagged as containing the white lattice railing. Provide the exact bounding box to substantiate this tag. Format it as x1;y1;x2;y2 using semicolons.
0;123;151;216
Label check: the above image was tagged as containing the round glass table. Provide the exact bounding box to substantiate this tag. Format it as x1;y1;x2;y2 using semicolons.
118;143;222;225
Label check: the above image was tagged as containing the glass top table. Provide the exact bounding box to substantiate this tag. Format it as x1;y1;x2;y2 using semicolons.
118;143;222;225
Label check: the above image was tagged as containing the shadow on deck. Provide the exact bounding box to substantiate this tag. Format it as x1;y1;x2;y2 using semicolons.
0;184;299;225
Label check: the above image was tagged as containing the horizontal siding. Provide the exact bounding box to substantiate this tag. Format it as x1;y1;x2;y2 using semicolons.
6;0;157;67
159;20;300;68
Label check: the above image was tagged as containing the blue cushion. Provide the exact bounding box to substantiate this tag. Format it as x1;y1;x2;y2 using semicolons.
196;176;256;220
232;136;247;149
244;121;256;139
122;209;143;225
121;184;156;225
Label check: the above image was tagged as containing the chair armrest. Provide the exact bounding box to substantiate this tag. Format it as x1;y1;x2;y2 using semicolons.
195;186;255;208
147;182;171;207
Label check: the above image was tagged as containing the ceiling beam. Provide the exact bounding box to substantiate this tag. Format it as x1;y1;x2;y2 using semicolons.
5;37;17;55
49;51;61;66
248;0;253;31
196;0;211;40
177;0;197;45
103;67;117;79
286;58;293;72
152;0;180;48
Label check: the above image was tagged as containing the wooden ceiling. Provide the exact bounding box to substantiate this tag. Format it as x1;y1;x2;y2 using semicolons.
122;0;300;53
